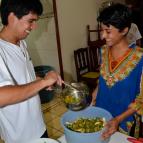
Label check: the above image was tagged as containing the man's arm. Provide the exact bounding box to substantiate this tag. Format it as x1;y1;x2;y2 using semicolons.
0;71;62;107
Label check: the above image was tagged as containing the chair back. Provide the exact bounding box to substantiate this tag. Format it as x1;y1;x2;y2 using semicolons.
74;47;90;81
86;25;105;71
88;39;105;71
87;25;101;45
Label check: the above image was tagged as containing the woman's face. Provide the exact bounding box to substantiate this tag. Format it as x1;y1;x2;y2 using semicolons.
100;23;127;47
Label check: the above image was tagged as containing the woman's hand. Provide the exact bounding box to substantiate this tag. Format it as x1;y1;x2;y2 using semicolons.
101;107;136;140
101;117;119;140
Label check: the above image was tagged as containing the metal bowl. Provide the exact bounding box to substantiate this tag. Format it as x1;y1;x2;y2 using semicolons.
61;82;89;111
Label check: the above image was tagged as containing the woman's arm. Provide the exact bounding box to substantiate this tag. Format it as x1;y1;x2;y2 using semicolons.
90;84;98;106
129;72;143;115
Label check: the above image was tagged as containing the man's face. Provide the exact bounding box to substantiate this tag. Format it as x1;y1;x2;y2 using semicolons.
9;12;39;40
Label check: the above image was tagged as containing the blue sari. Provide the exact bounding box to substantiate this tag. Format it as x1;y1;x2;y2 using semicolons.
96;44;143;133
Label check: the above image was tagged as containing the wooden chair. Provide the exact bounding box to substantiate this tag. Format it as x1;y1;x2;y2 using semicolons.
87;25;101;45
88;39;105;71
86;25;105;71
74;47;99;89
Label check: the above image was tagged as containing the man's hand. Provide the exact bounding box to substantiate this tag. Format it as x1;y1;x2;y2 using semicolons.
44;71;62;89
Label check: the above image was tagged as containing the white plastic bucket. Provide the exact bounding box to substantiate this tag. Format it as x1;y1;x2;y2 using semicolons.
61;106;112;143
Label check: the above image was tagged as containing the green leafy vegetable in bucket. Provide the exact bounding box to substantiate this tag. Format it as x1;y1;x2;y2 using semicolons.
65;117;105;133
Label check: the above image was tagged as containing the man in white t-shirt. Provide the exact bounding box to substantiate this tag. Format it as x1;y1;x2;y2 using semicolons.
127;23;142;46
0;0;62;143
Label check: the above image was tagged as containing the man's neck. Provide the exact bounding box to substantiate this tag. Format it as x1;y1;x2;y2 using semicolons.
0;27;20;45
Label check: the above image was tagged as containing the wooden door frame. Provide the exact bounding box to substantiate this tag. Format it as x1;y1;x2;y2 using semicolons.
52;0;64;80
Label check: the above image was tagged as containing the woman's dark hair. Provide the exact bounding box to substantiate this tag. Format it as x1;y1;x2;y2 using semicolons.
97;3;132;31
0;0;43;25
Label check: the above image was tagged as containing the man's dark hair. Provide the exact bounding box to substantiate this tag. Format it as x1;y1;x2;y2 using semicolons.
0;0;43;25
97;3;132;31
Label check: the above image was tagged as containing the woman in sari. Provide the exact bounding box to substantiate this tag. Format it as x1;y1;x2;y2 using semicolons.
91;3;143;139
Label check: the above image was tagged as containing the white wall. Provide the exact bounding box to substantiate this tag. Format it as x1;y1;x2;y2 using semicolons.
26;0;60;72
26;0;125;81
56;0;125;81
26;17;60;72
56;0;108;81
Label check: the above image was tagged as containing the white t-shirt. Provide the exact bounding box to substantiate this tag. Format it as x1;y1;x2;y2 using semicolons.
127;23;142;45
0;39;46;143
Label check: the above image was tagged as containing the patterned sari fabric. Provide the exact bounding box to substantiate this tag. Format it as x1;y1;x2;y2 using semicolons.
96;44;143;137
130;73;143;115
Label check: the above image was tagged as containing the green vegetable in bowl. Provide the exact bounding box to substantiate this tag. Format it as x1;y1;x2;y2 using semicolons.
63;95;80;104
65;117;105;133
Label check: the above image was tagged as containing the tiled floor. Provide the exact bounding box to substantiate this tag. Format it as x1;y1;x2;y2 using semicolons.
0;95;68;143
42;95;68;139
